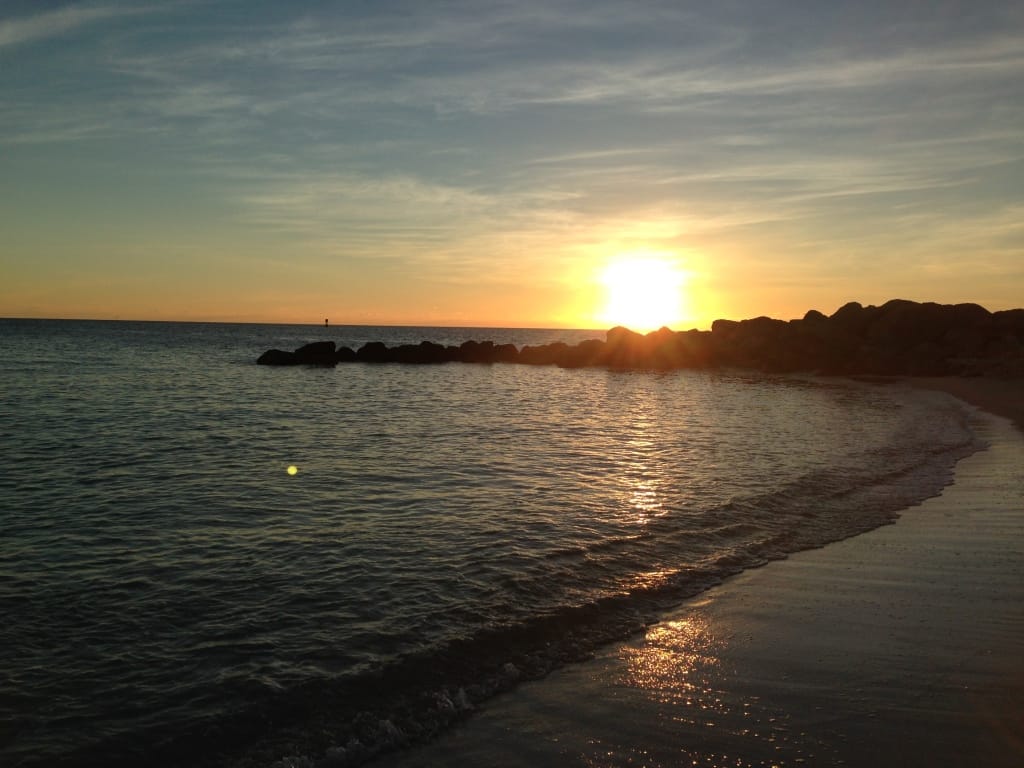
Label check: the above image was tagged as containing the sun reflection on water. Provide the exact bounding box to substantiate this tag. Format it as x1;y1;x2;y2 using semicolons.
614;392;669;526
608;607;821;767
625;475;665;524
620;613;725;713
621;567;676;593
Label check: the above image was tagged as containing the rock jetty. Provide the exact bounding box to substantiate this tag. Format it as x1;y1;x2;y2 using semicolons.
257;299;1024;377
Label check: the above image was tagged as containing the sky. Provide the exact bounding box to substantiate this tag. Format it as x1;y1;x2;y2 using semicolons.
1;0;1022;329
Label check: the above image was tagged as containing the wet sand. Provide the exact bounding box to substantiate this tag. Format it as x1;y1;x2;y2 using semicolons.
905;376;1024;433
378;378;1024;768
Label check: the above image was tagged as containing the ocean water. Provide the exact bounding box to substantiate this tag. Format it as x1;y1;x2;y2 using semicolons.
0;319;981;767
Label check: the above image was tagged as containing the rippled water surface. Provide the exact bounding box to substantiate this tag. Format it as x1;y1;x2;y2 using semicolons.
0;319;979;767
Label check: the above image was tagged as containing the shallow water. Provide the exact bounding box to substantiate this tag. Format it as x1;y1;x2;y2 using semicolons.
0;319;979;766
376;413;1022;768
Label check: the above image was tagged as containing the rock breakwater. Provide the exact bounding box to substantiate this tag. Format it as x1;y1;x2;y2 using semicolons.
257;299;1024;376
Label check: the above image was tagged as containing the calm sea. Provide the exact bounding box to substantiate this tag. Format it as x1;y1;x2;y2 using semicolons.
0;319;980;767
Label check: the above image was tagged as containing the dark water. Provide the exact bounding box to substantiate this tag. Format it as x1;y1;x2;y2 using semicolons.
0;319;980;767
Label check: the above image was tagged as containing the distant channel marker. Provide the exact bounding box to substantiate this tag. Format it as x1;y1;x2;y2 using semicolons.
287;465;298;476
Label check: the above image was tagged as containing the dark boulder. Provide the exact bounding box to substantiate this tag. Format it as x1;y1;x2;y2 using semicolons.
419;340;454;363
257;349;298;366
713;316;790;370
294;341;337;365
603;326;647;367
829;301;868;329
642;327;685;369
710;318;740;340
674;329;716;368
258;341;336;365
295;340;335;356
493;343;520;363
519;342;570;365
632;327;694;369
390;341;451;364
558;338;607;368
356;341;390;362
458;340;496;363
948;302;992;328
993;309;1024;338
829;301;885;345
389;344;421;363
904;341;951;376
866;300;944;345
943;324;990;359
606;325;643;344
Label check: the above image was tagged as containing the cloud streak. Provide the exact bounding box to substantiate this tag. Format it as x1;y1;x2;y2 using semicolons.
0;4;132;49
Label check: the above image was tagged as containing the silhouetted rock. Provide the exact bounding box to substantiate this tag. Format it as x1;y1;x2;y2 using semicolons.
256;299;1024;376
829;301;870;331
993;309;1024;336
641;327;692;369
389;341;452;364
493;343;520;363
356;342;390;362
675;329;717;368
257;349;298;366
519;342;570;365
294;341;337;366
458;340;495;363
558;338;606;368
389;344;421;364
600;327;640;367
257;341;335;366
710;319;740;339
420;340;454;363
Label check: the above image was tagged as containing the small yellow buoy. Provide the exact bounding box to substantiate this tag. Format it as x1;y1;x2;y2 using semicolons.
287;465;298;476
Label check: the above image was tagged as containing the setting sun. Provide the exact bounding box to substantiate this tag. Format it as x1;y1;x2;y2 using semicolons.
598;256;688;332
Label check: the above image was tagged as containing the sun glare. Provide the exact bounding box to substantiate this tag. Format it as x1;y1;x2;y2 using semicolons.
599;255;687;332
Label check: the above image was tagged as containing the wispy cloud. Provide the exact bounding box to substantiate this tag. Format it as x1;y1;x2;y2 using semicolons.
234;168;568;274
2;1;1022;320
0;4;130;49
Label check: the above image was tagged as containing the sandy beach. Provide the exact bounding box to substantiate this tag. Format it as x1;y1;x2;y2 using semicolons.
377;377;1024;768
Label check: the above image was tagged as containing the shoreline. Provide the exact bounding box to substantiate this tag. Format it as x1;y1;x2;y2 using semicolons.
898;376;1024;433
376;376;1024;767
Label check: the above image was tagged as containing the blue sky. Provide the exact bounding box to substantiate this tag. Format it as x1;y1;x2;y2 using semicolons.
2;0;1022;327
